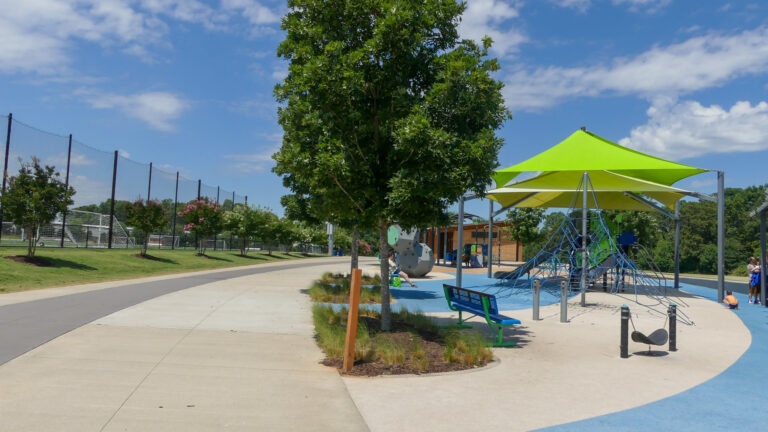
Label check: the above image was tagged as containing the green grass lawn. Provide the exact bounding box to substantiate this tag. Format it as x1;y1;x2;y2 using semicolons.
0;247;322;294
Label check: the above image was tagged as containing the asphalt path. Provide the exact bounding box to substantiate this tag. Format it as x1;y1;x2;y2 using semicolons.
0;259;332;366
678;276;746;294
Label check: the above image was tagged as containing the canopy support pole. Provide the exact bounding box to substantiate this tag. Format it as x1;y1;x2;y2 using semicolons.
717;171;725;303
674;201;681;289
761;210;766;307
581;172;588;307
457;196;464;287
623;192;678;220
488;200;493;278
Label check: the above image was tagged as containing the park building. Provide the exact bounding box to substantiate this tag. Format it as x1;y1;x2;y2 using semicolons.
423;221;522;266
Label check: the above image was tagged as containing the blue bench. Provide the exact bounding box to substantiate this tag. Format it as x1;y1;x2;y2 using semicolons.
443;284;520;347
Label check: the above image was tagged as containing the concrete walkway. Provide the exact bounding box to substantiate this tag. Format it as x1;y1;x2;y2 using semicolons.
0;257;369;431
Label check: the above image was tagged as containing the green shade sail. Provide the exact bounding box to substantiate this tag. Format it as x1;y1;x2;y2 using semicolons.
487;170;688;210
492;130;708;188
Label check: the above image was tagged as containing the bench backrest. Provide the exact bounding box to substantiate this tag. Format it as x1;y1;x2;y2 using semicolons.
443;284;498;315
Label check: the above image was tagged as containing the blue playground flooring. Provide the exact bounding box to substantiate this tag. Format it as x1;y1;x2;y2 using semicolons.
537;284;768;432
330;271;765;431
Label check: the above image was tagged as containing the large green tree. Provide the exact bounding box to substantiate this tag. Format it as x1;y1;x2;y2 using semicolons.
504;208;545;259
273;0;510;329
1;157;75;258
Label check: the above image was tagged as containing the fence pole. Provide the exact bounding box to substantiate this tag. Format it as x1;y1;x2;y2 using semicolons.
214;186;220;251
171;171;179;250
0;113;12;244
230;191;235;251
107;150;118;249
195;179;201;251
147;162;152;201
60;134;73;248
245;195;248;206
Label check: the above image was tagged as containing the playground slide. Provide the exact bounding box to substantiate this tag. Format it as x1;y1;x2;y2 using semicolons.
497;250;554;281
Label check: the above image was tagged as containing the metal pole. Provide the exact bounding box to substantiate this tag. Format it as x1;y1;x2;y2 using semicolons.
560;280;568;323
674;200;681;289
0;113;12;244
197;179;201;200
107;150;118;249
761;211;766;307
171;172;179;250
717;170;725;303
147;162;153;201
581;172;588;306
457;197;465;287
488;200;493;278
668;303;677;351
230;190;235;251
214;186;220;251
620;305;629;358
327;223;334;256
245;195;248;206
533;279;540;320
60;134;72;248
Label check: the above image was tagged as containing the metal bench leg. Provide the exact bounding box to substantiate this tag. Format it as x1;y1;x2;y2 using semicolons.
439;310;472;329
487;325;516;347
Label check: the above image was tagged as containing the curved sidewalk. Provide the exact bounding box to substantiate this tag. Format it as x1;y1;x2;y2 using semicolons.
0;257;369;431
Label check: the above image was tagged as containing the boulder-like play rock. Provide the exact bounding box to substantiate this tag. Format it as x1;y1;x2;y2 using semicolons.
387;225;435;278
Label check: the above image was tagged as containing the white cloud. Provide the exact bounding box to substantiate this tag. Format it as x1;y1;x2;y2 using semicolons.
612;0;672;13
619;99;768;160
458;0;527;58
0;0;281;76
503;27;768;111
118;148;131;158
271;64;288;81
549;0;592;13
223;150;275;173
77;90;189;131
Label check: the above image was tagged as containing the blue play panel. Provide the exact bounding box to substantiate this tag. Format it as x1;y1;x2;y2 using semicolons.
537;284;768;432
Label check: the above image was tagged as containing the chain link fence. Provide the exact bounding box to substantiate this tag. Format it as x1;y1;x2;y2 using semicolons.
0;114;266;251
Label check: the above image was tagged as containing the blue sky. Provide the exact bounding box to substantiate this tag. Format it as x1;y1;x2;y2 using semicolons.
1;1;767;218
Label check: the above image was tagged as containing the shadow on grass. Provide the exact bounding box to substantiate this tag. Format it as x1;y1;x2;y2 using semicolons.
43;257;99;271
196;254;233;262
234;254;267;260
133;254;177;264
264;253;288;260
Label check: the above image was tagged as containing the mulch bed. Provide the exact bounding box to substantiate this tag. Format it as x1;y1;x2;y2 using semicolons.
322;316;491;377
3;255;53;267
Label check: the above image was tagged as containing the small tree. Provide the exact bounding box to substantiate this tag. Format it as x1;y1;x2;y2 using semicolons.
1;157;74;258
126;199;168;256
223;204;260;256
252;207;279;255
179;199;223;255
505;208;545;259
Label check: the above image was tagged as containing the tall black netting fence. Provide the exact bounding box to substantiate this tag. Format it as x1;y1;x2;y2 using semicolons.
0;115;258;251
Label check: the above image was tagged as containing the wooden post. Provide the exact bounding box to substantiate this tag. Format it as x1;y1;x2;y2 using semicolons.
342;268;363;372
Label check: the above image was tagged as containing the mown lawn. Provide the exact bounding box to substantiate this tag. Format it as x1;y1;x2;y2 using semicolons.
0;248;322;293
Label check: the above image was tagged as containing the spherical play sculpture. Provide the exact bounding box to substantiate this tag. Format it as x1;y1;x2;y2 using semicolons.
387;225;435;277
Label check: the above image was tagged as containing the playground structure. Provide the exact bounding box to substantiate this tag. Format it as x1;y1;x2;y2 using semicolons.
452;128;725;320
388;225;435;277
491;176;692;324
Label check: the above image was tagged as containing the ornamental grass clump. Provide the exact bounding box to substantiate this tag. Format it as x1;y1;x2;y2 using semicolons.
443;329;494;366
179;199;223;255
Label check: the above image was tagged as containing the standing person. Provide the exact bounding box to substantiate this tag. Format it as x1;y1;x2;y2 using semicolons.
388;251;417;288
747;257;760;304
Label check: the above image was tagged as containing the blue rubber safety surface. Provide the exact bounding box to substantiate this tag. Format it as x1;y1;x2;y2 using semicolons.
537;284;768;432
324;273;566;314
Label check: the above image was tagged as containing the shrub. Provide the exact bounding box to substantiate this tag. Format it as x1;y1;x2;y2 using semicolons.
179;199;223;255
1;157;74;258
126;199;167;256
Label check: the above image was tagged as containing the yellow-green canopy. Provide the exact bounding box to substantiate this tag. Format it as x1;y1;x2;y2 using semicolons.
487;170;688;211
493;130;707;188
488;130;709;211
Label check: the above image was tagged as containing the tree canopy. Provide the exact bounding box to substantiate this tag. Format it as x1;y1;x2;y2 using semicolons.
273;0;510;329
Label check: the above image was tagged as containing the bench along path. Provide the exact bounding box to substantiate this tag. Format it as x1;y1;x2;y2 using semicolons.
0;257;370;432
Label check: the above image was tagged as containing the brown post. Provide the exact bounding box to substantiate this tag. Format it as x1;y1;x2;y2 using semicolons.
342;268;363;372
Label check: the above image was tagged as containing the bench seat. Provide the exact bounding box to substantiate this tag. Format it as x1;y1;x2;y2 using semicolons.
443;284;520;347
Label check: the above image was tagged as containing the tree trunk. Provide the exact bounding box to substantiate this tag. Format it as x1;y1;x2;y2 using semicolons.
27;225;35;258
350;226;359;274
142;234;149;256
378;222;391;331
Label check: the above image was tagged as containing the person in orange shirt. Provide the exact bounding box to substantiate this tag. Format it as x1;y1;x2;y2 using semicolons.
723;291;739;309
